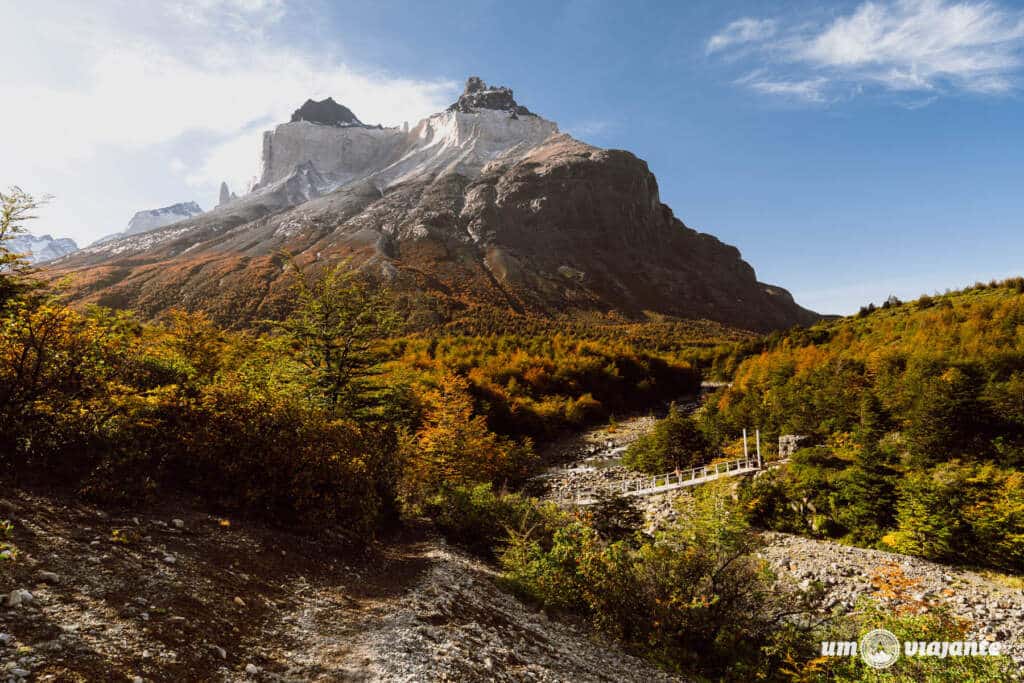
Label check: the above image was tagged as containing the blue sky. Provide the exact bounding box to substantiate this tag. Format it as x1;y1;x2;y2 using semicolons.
4;0;1024;314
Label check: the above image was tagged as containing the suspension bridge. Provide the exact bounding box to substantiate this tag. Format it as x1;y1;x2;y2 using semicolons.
554;428;768;506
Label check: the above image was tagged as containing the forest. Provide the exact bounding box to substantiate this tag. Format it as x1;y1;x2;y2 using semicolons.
704;281;1024;571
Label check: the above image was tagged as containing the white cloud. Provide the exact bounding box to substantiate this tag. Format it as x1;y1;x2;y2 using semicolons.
186;127;266;195
0;1;456;244
745;77;831;103
172;0;287;24
706;18;777;54
708;0;1024;103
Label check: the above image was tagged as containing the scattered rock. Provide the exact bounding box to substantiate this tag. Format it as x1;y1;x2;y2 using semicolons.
762;532;1024;667
171;519;185;529
245;662;259;674
36;570;61;584
162;555;176;565
213;645;226;659
5;589;33;607
266;543;684;681
234;596;246;607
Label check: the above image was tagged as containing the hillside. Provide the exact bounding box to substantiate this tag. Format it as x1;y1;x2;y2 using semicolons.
44;78;817;332
705;279;1024;571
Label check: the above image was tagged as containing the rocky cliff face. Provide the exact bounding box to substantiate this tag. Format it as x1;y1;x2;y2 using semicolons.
290;97;366;127
255;80;556;189
47;77;817;331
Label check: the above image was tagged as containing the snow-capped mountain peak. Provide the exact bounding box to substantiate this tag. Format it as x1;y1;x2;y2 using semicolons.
125;201;204;236
5;233;79;264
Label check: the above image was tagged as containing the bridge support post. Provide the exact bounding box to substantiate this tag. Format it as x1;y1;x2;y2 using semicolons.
743;428;749;467
756;429;762;470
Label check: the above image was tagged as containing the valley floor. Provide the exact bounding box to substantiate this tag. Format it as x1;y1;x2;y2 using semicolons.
539;413;1024;674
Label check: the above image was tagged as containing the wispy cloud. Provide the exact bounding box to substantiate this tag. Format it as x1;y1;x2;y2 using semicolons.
744;77;831;103
706;18;777;54
708;0;1024;104
169;0;288;32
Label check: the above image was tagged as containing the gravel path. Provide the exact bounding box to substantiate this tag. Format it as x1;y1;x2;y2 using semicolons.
0;488;683;682
262;540;683;682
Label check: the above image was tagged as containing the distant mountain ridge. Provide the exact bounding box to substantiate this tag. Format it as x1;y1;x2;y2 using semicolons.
124;202;204;236
94;201;204;246
46;76;818;332
7;233;78;264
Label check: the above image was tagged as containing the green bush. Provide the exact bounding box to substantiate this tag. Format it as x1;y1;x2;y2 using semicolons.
423;483;563;557
501;482;810;677
623;403;711;474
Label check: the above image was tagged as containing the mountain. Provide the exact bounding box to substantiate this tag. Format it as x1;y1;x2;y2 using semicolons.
46;77;817;331
6;233;79;264
94;201;204;246
124;201;204;236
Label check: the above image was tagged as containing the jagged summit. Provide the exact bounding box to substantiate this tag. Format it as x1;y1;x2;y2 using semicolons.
448;76;534;116
290;97;366;127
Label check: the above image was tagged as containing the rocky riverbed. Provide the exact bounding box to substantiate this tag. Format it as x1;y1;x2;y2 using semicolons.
763;532;1024;670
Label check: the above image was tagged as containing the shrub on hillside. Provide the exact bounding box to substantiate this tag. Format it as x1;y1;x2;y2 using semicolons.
0;297;402;537
180;377;400;533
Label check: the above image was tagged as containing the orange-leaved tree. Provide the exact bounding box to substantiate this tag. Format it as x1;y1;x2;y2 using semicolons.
403;372;534;502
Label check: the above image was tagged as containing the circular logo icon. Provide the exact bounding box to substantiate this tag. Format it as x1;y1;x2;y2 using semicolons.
860;629;900;669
